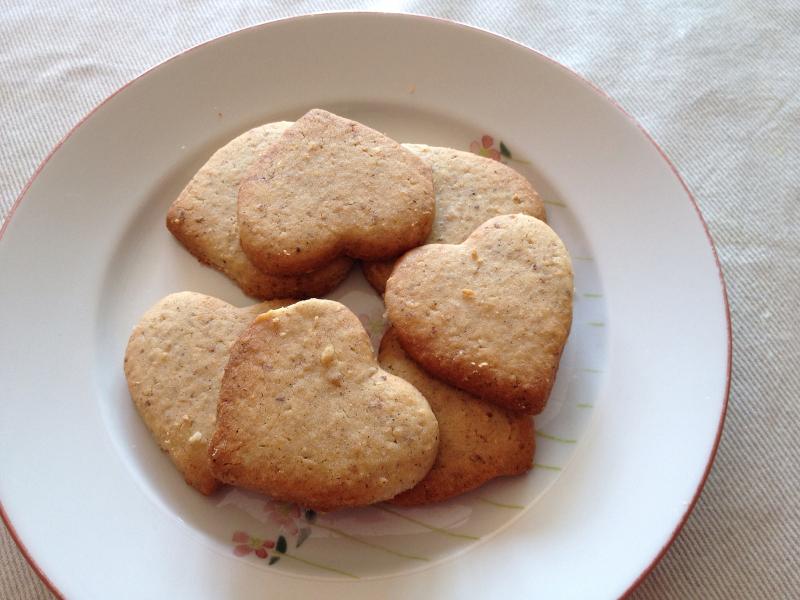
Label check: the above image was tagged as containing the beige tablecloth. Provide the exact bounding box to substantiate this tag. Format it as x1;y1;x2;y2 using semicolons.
2;2;798;598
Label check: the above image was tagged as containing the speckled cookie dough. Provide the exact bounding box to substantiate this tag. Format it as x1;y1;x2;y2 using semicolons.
363;143;546;293
166;121;353;299
379;328;535;506
124;292;291;494
209;299;439;511
237;109;435;275
385;214;573;414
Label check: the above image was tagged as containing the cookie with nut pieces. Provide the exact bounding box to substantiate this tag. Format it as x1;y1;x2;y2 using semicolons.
124;292;290;494
363;143;546;293
209;299;439;511
166;121;353;299
385;214;573;414
380;328;535;506
237;109;435;275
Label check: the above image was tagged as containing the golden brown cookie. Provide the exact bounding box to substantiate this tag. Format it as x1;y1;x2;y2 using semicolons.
237;109;435;275
385;214;573;414
124;292;290;494
209;299;439;511
166;122;353;299
379;328;534;506
363;144;546;293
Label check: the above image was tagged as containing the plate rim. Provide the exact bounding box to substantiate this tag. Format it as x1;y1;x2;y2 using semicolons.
0;11;732;599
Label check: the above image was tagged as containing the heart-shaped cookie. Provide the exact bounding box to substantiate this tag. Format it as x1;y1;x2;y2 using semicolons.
166;121;353;299
379;328;535;506
124;292;290;494
363;143;546;293
209;299;439;511
385;214;573;414
238;109;435;275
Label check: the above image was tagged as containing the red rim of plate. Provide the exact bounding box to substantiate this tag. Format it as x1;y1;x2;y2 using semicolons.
0;12;731;600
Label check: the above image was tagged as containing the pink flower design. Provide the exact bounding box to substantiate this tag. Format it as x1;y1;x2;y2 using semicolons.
470;135;502;161
232;531;275;559
264;501;302;535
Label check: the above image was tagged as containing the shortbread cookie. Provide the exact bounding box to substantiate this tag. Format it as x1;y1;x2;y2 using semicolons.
124;292;290;494
209;299;439;511
238;109;435;275
379;329;534;506
385;214;573;414
363;144;546;293
166;122;353;299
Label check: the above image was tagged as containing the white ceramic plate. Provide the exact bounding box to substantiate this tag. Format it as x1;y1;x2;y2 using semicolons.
0;12;730;599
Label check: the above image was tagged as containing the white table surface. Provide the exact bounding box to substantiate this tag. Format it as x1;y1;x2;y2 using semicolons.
2;2;798;598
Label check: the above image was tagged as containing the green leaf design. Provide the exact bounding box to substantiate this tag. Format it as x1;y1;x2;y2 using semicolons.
499;141;512;158
276;535;287;554
296;527;312;548
269;556;280;566
304;508;317;523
